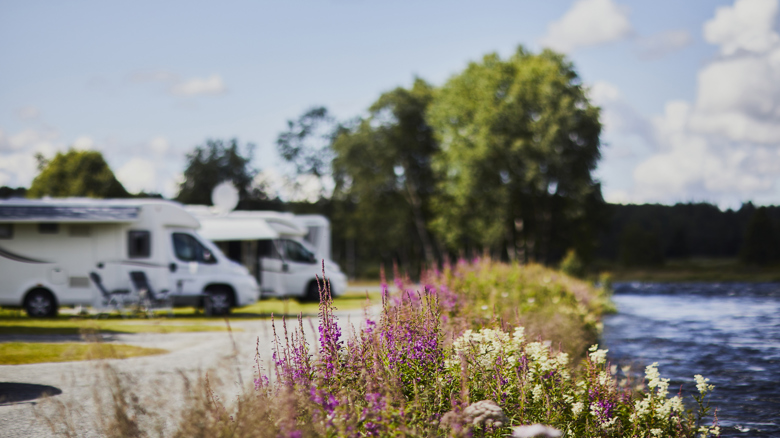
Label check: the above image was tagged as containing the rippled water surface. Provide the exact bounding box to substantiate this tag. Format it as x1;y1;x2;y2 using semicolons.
602;283;780;438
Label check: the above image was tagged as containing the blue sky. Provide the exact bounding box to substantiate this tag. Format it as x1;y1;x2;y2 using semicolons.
2;0;778;208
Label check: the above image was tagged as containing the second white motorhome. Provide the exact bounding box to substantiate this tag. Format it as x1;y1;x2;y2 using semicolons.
186;207;347;301
0;198;259;317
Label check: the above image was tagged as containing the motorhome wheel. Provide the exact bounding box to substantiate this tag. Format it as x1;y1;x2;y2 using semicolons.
303;281;321;303
24;289;58;318
206;286;232;316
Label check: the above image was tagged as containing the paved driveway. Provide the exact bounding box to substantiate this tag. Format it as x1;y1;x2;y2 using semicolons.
0;310;368;438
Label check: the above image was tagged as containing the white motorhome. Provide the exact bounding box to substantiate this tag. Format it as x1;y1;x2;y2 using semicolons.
186;207;347;301
0;198;259;317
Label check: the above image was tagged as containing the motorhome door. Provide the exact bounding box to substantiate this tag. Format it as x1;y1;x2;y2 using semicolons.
279;238;318;296
258;239;285;297
168;231;219;304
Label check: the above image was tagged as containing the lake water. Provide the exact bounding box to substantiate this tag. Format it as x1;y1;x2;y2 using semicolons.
602;282;780;438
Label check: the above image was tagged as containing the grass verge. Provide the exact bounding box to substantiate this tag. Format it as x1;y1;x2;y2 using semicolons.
0;291;379;335
0;342;168;365
600;257;780;282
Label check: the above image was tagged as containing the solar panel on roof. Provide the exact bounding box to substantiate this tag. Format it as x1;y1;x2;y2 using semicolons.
0;205;139;222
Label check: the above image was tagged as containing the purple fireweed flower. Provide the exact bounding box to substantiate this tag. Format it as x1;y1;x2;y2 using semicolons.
254;375;270;390
310;387;340;415
316;270;343;381
595;399;615;423
365;318;376;335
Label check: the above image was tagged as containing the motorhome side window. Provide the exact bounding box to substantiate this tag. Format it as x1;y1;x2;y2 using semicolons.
172;233;216;264
282;239;316;264
128;230;151;258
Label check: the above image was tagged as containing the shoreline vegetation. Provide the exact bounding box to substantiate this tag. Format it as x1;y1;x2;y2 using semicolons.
599;257;780;283
39;260;719;437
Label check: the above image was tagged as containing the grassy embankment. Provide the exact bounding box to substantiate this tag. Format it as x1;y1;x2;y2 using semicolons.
600;257;780;282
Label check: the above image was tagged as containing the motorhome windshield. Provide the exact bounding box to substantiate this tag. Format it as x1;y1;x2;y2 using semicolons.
172;233;217;264
281;239;316;264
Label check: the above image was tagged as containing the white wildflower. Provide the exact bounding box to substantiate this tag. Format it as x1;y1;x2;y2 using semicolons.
588;344;608;365
451;328;511;368
512;326;526;346
525;342;554;374
631;398;651;421
645;362;669;397
694;374;714;395
598;371;612;387
532;384;544;401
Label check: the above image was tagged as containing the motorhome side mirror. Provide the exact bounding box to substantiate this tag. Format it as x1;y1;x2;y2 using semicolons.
169;263;177;273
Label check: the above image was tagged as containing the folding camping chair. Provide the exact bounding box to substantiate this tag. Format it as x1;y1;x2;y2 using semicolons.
89;272;136;316
129;271;173;316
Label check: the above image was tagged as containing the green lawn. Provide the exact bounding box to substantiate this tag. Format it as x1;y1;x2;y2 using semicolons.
0;342;168;365
0;291;380;336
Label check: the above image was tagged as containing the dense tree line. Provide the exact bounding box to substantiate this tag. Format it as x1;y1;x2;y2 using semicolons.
596;202;780;267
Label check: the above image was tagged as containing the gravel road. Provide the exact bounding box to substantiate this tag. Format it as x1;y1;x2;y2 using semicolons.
0;310;368;438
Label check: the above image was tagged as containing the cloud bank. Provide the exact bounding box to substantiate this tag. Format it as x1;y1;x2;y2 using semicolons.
599;0;780;206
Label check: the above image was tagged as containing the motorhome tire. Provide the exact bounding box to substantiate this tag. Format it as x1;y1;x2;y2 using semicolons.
24;289;58;318
303;281;321;303
205;286;232;316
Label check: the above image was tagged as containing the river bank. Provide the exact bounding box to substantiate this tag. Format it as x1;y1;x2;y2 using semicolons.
599;258;780;282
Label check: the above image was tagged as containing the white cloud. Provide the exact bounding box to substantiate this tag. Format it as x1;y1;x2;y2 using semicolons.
704;0;780;55
637;29;692;58
72;136;95;150
115;157;158;194
170;74;226;96
596;0;780;205
149;136;170;156
130;71;227;98
539;0;632;53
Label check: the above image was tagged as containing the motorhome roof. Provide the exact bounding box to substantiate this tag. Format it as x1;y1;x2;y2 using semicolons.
0;198;188;224
185;206;307;237
197;217;279;241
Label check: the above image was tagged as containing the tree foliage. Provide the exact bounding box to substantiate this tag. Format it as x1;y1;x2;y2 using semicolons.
276;107;337;179
331;78;439;263
739;206;778;265
28;149;130;198
427;48;603;263
176;139;257;205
